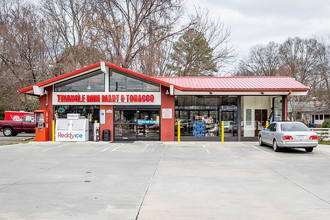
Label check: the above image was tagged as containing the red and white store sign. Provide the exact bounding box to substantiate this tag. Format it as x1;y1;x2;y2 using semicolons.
52;92;161;105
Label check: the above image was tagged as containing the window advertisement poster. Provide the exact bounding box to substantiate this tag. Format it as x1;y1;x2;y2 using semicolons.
100;109;105;124
162;108;172;119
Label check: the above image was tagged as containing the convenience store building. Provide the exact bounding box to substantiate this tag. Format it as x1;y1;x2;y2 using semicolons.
19;62;309;142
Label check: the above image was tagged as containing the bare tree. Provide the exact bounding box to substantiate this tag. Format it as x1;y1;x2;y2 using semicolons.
237;42;280;76
0;0;236;113
42;0;103;74
315;44;330;108
192;8;234;72
138;37;174;76
93;0;186;72
278;37;327;120
0;1;46;111
278;37;325;85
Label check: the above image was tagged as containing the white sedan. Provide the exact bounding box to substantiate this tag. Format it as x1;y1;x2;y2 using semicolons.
258;121;318;152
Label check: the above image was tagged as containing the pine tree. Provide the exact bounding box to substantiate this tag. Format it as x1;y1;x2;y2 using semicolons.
167;28;218;76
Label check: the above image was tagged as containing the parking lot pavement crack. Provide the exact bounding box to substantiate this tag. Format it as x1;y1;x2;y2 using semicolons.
271;168;330;205
135;144;167;220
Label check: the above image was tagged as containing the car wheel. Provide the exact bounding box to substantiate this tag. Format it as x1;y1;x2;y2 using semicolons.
3;127;13;136
305;147;313;152
273;139;280;152
258;136;264;146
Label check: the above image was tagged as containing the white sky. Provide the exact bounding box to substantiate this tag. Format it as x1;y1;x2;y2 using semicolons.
187;0;330;59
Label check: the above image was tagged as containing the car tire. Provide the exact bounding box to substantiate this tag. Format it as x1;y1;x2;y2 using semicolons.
305;147;313;152
3;127;13;136
259;136;264;146
273;139;280;152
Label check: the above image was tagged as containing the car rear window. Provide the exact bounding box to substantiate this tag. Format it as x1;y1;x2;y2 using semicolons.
280;123;309;131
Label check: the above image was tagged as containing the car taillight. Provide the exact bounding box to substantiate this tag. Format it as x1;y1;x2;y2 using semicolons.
283;135;293;140
309;135;318;140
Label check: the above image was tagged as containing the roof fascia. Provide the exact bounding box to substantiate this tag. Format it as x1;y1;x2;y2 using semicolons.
174;89;308;96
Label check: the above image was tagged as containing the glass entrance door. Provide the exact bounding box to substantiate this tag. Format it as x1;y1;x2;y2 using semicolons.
114;109;160;141
114;110;137;141
221;111;234;137
219;106;238;140
137;110;160;141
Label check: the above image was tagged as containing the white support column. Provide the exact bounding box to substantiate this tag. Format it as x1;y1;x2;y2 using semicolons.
101;62;110;92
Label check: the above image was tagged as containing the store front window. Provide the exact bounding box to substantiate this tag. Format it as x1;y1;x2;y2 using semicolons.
175;96;238;140
110;71;159;92
273;96;283;121
54;70;105;92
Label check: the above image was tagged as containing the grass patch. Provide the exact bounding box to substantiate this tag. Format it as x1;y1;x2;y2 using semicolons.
0;138;35;146
319;141;330;145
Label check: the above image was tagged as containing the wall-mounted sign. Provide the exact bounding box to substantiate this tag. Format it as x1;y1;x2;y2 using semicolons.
162;108;172;119
56;94;154;103
100;110;105;124
106;110;113;114
52;92;161;105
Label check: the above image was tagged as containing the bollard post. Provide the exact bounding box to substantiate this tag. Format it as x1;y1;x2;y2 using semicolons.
52;120;55;142
266;120;269;129
221;121;224;143
178;120;181;143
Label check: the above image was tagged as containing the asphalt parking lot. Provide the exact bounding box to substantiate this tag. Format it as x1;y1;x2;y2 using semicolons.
0;132;34;144
1;141;330;220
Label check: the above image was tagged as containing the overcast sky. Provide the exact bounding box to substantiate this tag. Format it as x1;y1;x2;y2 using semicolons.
188;0;330;59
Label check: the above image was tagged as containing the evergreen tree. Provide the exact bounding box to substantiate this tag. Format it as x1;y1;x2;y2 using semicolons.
167;28;218;76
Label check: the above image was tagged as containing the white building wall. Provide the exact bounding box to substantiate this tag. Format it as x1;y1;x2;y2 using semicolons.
243;96;272;137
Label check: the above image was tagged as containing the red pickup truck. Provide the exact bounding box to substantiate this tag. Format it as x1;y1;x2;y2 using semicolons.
0;114;36;136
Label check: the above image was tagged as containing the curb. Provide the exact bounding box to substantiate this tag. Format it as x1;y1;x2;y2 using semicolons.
21;137;35;142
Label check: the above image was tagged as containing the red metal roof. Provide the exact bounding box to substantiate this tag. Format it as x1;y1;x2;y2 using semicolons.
154;76;309;92
19;61;309;94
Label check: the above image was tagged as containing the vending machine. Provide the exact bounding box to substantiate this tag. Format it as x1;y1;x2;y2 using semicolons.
34;110;49;141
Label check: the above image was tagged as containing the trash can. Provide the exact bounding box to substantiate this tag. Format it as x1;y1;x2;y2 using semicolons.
103;129;111;141
311;123;316;128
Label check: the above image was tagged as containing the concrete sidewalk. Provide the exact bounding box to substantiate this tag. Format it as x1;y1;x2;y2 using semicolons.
0;141;330;219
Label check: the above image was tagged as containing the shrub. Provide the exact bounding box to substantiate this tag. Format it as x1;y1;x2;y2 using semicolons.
322;119;330;128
